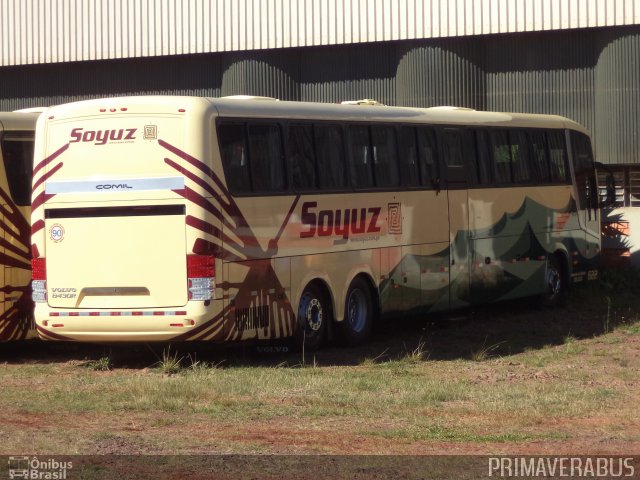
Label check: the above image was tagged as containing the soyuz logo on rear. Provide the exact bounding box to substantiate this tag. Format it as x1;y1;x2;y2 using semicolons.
69;127;137;145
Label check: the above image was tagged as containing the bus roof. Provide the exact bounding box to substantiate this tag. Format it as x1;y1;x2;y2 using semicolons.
42;96;590;135
209;97;589;134
0;111;42;131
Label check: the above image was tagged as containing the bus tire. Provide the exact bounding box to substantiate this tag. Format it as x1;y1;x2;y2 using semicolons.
293;283;328;352
542;254;565;307
338;277;373;346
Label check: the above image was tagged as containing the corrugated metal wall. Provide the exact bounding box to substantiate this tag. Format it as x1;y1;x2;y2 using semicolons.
0;55;224;111
221;51;299;99
595;30;640;164
1;26;640;166
396;40;484;109
1;0;639;67
483;30;598;131
299;42;397;105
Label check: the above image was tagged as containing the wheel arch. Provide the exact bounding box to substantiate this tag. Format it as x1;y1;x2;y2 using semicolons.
296;277;336;322
346;271;380;324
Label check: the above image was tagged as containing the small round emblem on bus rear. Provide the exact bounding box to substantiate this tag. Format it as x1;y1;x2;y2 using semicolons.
50;224;65;243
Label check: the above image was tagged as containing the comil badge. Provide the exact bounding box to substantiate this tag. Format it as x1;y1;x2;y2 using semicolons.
49;224;65;243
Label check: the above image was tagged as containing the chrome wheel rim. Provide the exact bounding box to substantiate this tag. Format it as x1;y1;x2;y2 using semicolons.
300;292;323;332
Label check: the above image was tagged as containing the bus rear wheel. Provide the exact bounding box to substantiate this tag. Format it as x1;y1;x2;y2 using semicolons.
542;255;565;306
293;283;328;351
338;277;373;346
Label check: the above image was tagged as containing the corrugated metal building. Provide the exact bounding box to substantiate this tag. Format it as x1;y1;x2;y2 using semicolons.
0;0;639;174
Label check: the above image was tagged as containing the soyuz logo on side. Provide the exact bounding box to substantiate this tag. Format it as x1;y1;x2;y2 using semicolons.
300;201;381;239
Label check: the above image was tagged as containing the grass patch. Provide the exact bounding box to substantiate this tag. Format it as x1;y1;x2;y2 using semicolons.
85;356;113;372
470;339;505;362
370;425;564;443
155;348;185;375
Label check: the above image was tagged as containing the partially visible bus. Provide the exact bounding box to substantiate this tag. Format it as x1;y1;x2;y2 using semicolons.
0;111;41;342
32;97;604;348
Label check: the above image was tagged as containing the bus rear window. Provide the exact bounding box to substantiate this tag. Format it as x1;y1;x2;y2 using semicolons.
0;133;34;206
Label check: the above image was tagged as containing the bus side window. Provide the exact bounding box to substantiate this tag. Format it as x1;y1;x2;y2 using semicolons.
315;124;347;190
247;123;286;193
397;127;420;187
529;130;551;182
462;129;480;184
441;128;464;167
474;129;493;185
490;130;512;184
547;131;569;183
510;130;531;184
416;127;439;187
218;123;251;194
347;125;374;189
0;133;34;206
370;126;399;188
288;124;317;191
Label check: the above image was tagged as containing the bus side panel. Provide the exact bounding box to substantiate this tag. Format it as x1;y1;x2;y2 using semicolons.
4;206;34;340
379;246;402;314
0;211;5;337
0;133;34;341
379;243;450;315
419;242;450;313
223;257;293;342
448;189;471;310
468;185;578;304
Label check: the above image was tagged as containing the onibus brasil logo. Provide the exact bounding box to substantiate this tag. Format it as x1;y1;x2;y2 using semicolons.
7;457;72;479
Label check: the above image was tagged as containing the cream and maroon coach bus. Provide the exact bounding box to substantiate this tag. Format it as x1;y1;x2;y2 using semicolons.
0;110;41;342
31;96;602;348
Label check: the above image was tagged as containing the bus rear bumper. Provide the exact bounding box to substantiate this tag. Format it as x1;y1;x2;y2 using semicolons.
34;300;225;342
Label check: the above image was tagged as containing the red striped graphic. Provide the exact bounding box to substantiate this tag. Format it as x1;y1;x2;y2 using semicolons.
159;139;298;342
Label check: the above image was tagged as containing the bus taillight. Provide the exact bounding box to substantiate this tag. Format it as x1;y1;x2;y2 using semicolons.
187;255;215;301
32;258;47;303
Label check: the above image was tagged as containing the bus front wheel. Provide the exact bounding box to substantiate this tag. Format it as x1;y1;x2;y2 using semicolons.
293;283;328;351
338;277;373;346
542;255;565;307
